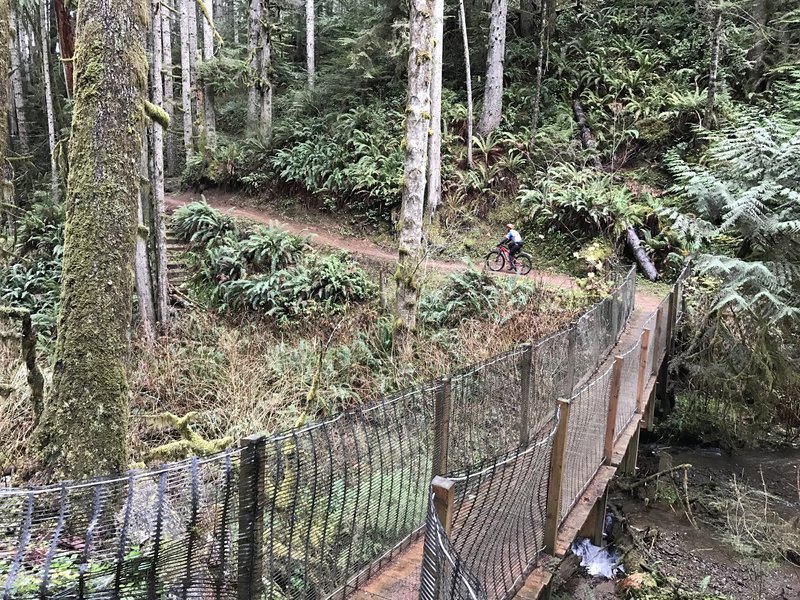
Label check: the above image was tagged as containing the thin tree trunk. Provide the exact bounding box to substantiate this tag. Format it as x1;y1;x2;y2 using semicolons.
529;0;546;147
424;0;444;223
188;0;199;143
257;0;272;140
136;148;156;342
35;0;148;481
306;0;315;88
704;9;723;130
163;0;176;175
0;0;9;175
459;0;473;169
201;0;217;149
151;0;171;327
746;0;767;92
9;7;29;154
477;0;507;136
180;0;195;162
394;0;434;359
53;0;74;97
247;0;261;131
573;98;602;169
39;0;58;191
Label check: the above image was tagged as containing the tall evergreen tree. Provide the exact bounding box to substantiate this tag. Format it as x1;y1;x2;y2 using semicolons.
35;0;148;480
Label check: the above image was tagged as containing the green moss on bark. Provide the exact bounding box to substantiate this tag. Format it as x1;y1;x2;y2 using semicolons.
34;0;149;481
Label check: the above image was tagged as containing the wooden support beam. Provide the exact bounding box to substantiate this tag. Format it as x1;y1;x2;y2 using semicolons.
578;487;608;546
519;344;533;447
635;328;651;414
652;305;664;376
432;378;452;477
238;434;267;600
604;356;624;462
621;425;641;475
544;398;571;555
431;476;456;536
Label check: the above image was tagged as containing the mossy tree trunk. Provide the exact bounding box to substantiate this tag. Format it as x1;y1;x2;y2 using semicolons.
529;0;546;147
247;0;273;140
180;0;198;163
477;0;507;136
393;0;433;360
424;0;444;224
162;0;176;175
150;0;170;327
704;8;723;130
35;0;148;481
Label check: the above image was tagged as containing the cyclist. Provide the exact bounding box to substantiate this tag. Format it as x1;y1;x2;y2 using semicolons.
499;224;524;271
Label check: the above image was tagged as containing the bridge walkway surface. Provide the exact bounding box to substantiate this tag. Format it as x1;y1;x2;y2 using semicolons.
349;292;667;600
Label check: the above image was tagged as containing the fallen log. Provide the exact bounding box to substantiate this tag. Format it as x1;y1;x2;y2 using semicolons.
625;225;659;281
572;98;603;169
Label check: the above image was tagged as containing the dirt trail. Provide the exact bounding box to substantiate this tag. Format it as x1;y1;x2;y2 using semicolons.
166;190;577;289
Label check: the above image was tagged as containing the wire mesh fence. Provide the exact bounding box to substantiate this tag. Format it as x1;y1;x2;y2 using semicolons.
614;338;644;440
421;418;556;600
0;264;652;600
559;365;613;520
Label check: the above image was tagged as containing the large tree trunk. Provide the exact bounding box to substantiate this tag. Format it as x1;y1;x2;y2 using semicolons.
459;0;473;169
424;0;444;223
247;0;272;139
180;0;196;163
162;0;176;175
530;0;546;147
9;7;29;154
306;0;315;88
704;9;722;130
53;0;75;97
626;226;658;281
35;0;148;481
40;0;58;191
477;0;507;136
394;0;434;359
201;0;217;149
151;0;171;327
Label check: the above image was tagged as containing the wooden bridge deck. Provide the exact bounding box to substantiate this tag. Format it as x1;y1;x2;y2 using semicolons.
349;296;663;600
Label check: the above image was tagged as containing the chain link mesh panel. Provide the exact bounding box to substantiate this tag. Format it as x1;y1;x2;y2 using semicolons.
1;451;242;599
560;366;613;520
614;339;643;440
421;418;556;600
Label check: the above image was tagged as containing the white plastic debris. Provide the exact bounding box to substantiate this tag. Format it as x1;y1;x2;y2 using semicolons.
571;537;624;579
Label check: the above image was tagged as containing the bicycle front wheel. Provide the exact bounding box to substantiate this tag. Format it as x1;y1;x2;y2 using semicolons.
516;253;533;276
485;250;505;272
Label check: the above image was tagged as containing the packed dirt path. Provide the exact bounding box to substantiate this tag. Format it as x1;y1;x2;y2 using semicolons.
166;190;577;289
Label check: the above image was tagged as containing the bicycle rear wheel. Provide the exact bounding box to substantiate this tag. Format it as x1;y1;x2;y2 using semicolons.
485;250;505;272
516;253;533;276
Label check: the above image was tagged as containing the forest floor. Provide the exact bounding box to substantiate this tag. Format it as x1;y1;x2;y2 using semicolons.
556;447;800;600
165;189;577;289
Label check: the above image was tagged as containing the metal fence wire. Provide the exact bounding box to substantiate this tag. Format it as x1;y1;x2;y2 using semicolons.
421;418;557;600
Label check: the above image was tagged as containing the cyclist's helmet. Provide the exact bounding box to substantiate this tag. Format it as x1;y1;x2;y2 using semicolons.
506;223;514;230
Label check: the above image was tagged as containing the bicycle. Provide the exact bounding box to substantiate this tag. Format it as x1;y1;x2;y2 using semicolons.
485;244;533;275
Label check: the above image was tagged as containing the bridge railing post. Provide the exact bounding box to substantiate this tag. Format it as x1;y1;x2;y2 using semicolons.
519;344;533;447
544;398;571;555
432;378;452;477
659;288;679;416
565;326;577;398
635;329;651;415
603;356;624;463
431;476;456;535
238;434;267;600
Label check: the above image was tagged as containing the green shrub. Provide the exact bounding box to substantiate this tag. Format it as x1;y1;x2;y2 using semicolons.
240;226;311;273
420;269;500;327
171;200;237;247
